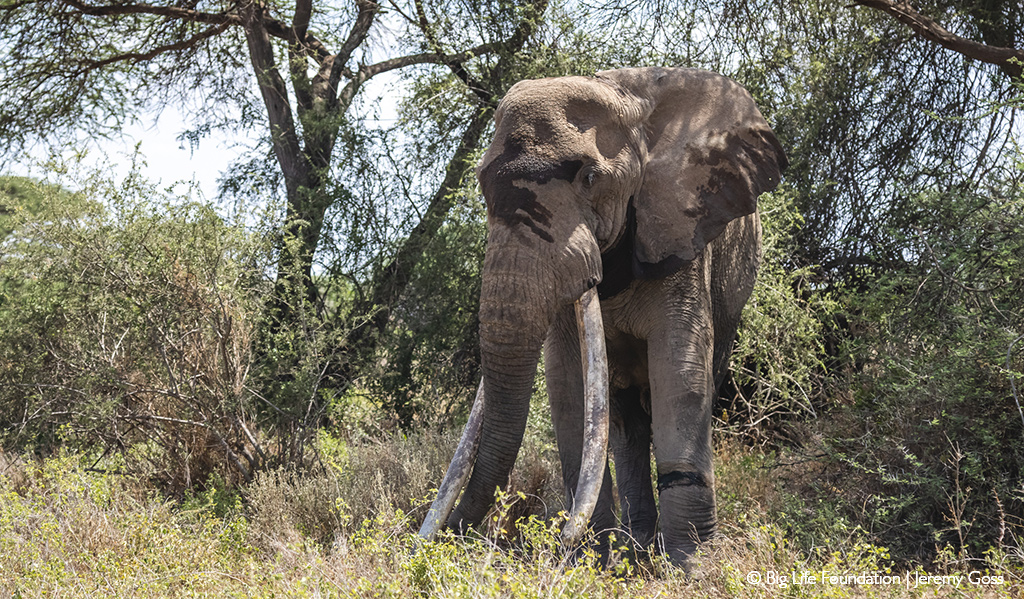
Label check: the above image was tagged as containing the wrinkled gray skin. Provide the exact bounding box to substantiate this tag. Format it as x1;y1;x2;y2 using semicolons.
446;67;787;565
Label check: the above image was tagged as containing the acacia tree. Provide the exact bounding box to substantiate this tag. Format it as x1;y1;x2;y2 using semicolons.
0;0;540;330
0;0;558;416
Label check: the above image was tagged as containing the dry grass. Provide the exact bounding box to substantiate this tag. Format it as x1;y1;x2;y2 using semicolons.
1;434;1021;598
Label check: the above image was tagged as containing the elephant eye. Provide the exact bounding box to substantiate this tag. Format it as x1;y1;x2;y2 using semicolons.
582;169;597;189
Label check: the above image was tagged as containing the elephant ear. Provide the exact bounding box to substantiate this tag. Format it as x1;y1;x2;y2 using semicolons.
597;67;788;277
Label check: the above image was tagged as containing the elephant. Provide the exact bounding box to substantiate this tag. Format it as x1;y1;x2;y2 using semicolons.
419;66;787;567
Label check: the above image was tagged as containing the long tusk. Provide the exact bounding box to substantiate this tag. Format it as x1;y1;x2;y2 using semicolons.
560;286;610;546
418;380;486;540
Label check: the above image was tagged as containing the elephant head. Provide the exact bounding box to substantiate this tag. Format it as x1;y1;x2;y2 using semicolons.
420;67;786;562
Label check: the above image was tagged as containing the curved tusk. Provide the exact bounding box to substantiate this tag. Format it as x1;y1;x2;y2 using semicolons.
418;380;486;540
560;286;610;546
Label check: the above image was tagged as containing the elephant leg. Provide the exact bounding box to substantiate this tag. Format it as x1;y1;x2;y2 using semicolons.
544;305;616;542
610;385;656;549
647;260;717;567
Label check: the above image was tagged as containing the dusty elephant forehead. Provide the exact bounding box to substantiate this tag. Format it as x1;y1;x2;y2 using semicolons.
479;137;583;243
502;76;617;111
498;77;637;138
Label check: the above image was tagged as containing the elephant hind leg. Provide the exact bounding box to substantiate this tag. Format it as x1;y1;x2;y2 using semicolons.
610;385;657;549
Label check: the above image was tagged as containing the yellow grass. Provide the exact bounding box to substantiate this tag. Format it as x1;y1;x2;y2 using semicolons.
0;439;1020;598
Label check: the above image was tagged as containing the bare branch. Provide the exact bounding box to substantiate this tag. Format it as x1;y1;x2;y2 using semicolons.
337;0;378;67
70;22;230;78
307;0;378;117
336;42;495;109
127;413;252;482
414;0;494;106
853;0;1023;79
59;0;240;26
241;1;307;189
292;0;312;41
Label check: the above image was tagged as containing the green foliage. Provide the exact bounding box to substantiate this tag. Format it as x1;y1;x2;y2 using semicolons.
364;199;488;426
728;187;840;440
824;179;1024;558
0;451;260;598
248;243;351;452
0;0;253;155
0;163;272;489
0;176;79;239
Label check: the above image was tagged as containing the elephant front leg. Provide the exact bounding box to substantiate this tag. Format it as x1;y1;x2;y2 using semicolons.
544;305;616;543
648;269;718;567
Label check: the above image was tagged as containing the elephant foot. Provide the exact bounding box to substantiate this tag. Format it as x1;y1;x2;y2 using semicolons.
655;480;718;572
659;539;702;575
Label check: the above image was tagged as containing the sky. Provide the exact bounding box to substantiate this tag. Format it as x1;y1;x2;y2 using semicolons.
115;106;248;201
8;74;402;206
5;105;245;203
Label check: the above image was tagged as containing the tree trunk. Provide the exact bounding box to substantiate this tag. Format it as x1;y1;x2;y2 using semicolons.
338;108;492;368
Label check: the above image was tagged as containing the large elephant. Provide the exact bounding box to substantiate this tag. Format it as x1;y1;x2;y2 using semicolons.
420;67;787;566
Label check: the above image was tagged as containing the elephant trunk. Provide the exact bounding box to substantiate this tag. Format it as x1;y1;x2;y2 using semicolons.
443;235;609;536
444;245;551;531
445;299;544;530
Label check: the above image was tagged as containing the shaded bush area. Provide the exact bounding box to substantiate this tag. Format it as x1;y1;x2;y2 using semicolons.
722;157;1024;560
824;184;1024;559
727;185;841;442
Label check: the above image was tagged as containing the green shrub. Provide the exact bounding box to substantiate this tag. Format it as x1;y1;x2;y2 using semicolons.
363;199;487;428
728;185;841;442
826;183;1024;559
0;165;270;491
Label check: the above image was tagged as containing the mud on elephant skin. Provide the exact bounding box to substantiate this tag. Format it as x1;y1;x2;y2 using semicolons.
420;67;787;567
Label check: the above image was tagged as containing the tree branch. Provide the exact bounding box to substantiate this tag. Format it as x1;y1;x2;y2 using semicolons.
337;0;378;68
314;0;378;118
59;0;334;62
288;0;314;117
241;1;307;191
336;42;497;110
292;0;312;41
853;0;1023;79
0;0;38;18
289;47;314;115
335;0;552;382
59;0;240;26
70;22;230;78
342;107;493;363
414;0;495;106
